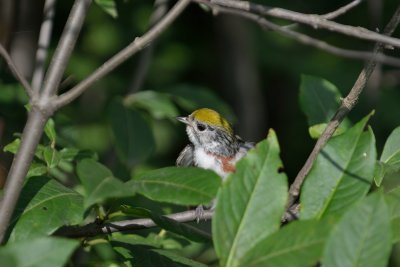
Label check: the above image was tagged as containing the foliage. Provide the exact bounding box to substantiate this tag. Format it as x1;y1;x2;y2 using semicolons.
1;1;400;267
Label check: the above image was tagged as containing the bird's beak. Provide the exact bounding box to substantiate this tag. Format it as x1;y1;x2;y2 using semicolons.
176;116;190;125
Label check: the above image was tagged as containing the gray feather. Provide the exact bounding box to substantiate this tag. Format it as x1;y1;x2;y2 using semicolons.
176;144;195;167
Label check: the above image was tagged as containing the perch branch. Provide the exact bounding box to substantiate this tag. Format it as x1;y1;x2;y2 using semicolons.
196;0;400;49
31;0;57;95
55;209;213;238
54;0;191;108
286;5;400;209
0;44;33;98
214;7;400;67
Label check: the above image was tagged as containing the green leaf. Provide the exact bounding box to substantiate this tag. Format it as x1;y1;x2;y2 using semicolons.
26;163;47;178
381;126;400;165
77;159;135;209
44;118;56;145
213;130;288;267
373;161;385;187
109;99;155;166
9;176;84;242
299;75;342;126
59;147;80;161
240;219;333;267
3;138;21;154
322;192;392;267
167;85;235;122
308;123;345;139
375;126;400;185
43;147;61;168
301;115;376;219
0;237;79;267
384;187;400;243
124;91;179;120
131;167;220;205
113;244;205;267
299;75;352;134
94;0;117;18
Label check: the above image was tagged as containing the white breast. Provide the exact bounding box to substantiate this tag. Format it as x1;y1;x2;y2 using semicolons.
194;148;226;178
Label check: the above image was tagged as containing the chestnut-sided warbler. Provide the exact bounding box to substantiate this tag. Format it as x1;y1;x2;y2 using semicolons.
176;108;254;179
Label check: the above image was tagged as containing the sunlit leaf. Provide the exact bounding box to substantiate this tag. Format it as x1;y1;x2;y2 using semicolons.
301;115;376;219
384;187;400;243
322;192;391;267
241;219;333;267
131;167;220;205
213;130;288;267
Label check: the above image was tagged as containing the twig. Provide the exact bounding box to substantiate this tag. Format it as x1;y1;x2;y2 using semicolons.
40;0;92;101
282;0;363;30
214;7;400;67
322;0;363;20
128;0;169;94
198;0;400;49
31;0;57;95
54;0;191;109
286;5;400;209
0;44;33;98
55;209;213;238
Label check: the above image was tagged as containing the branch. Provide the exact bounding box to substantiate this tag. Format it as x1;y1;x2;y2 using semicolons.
55;209;213;238
31;0;57;95
54;0;191;108
213;7;400;67
0;109;49;243
128;0;169;94
286;5;400;208
0;44;33;98
321;0;363;20
40;0;92;100
200;0;400;49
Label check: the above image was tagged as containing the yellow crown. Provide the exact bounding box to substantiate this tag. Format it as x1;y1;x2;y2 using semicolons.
191;108;233;134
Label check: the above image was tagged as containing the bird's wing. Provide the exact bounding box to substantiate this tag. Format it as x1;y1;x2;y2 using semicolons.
236;135;255;151
176;144;195;167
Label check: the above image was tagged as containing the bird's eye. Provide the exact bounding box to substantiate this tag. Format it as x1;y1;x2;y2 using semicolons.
197;123;206;131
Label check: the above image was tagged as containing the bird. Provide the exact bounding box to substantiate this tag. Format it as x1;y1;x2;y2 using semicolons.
176;108;254;179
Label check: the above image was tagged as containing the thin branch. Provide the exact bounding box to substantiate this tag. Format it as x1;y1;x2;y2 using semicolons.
40;0;92;101
199;0;400;49
214;7;400;67
0;44;33;98
128;0;169;94
54;0;191;109
322;0;363;20
282;0;363;31
31;0;57;95
286;5;400;208
55;209;213;238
